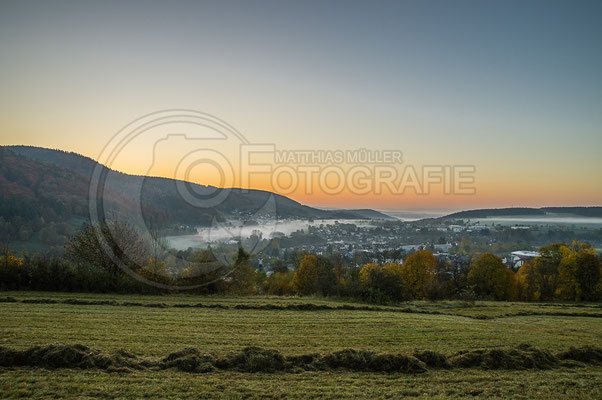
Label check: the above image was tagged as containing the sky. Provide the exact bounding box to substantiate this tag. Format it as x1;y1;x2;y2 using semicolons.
1;0;601;212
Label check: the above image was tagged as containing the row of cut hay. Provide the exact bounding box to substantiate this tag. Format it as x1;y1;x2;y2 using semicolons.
1;344;601;373
4;296;601;319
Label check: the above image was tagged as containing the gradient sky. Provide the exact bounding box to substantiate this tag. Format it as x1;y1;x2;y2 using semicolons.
1;0;601;211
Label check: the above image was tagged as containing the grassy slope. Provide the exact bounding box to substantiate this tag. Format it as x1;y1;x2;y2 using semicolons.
1;292;601;399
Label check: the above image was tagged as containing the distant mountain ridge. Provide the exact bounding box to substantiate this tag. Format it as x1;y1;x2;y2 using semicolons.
439;207;602;220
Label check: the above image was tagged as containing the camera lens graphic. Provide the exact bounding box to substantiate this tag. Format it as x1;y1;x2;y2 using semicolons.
89;110;275;289
174;149;235;209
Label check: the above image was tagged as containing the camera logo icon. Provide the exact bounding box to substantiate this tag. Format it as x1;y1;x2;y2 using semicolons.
89;110;276;289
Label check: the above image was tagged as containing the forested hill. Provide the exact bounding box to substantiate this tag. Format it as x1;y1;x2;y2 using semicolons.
540;207;602;217
440;207;602;219
0;146;144;249
0;146;393;251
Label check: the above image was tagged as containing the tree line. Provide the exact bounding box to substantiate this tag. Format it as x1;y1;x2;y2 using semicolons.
1;221;600;302
272;244;601;302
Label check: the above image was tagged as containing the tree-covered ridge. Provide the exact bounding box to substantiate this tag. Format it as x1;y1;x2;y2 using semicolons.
441;207;602;219
0;146;395;251
0;146;151;248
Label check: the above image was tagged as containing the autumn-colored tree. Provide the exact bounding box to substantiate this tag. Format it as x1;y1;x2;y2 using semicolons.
0;246;24;288
516;257;555;301
315;256;338;296
468;253;515;300
177;249;228;292
139;258;171;285
292;254;319;295
143;258;168;276
434;257;471;299
517;241;601;301
359;262;405;302
516;260;537;301
555;243;600;301
359;263;381;287
264;270;295;295
1;244;23;269
572;250;601;301
400;250;437;299
228;248;259;295
381;262;406;300
383;262;403;277
532;243;565;299
515;243;565;301
329;254;348;295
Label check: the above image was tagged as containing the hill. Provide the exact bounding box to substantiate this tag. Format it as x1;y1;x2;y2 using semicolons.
540;207;602;217
317;208;396;220
0;146;392;250
439;207;602;220
0;146;162;249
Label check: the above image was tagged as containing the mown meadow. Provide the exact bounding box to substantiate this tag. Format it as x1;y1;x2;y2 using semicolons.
1;292;601;399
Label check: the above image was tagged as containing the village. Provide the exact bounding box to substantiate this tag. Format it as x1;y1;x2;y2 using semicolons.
246;217;566;274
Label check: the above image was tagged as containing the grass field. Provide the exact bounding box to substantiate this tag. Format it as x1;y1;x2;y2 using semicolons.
1;292;601;399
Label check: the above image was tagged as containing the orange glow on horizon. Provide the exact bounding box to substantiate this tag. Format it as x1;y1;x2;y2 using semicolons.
112;160;600;211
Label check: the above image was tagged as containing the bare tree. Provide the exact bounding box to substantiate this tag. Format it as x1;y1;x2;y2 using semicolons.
66;218;149;275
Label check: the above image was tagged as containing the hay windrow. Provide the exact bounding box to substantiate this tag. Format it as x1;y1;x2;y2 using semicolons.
216;346;286;372
0;344;140;370
2;344;600;373
557;346;602;365
62;299;118;306
4;297;602;320
21;298;59;304
161;348;215;372
315;349;427;373
449;344;558;370
0;296;18;303
505;311;602;319
413;350;451;369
